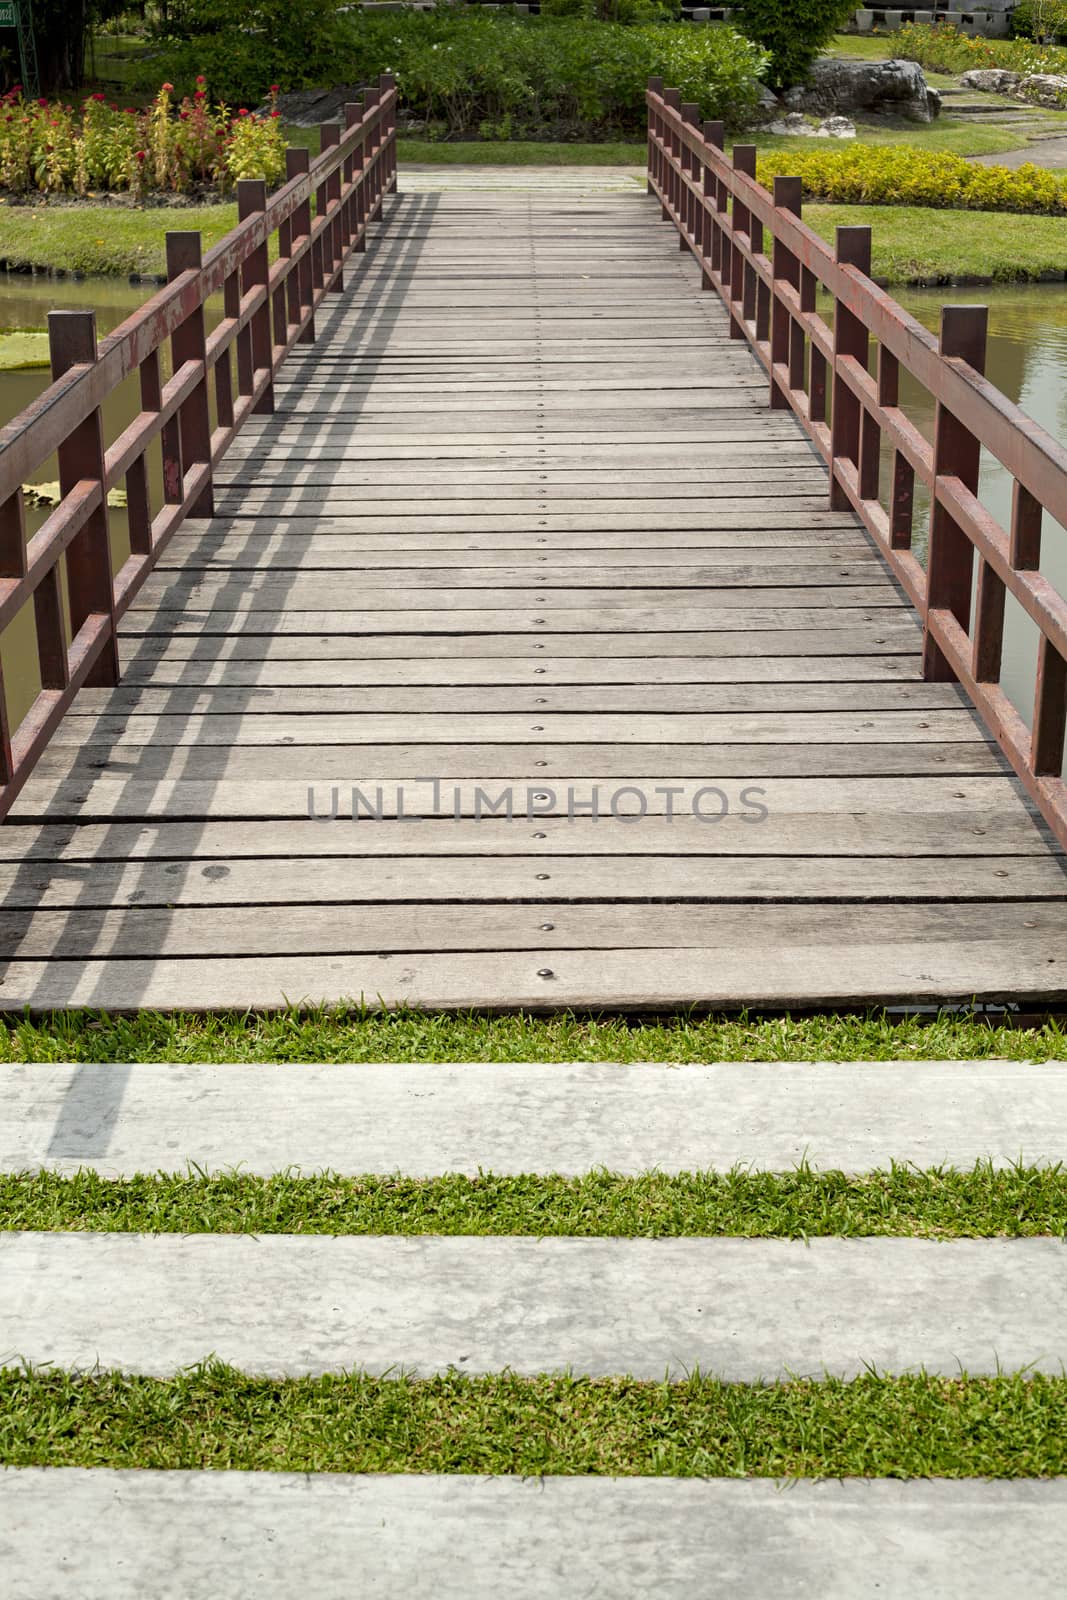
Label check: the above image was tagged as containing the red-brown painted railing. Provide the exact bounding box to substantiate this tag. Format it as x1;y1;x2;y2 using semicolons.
647;78;1067;851
0;76;398;818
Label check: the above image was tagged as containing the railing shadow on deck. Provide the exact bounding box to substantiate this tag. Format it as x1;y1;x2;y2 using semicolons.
0;75;453;1016
647;78;1067;851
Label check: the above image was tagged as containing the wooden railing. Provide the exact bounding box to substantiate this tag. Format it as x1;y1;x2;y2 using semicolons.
0;76;398;818
647;79;1067;851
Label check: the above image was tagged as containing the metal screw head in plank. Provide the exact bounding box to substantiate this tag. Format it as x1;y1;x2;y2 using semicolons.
533;831;546;839
540;922;555;932
537;968;554;979
536;873;550;880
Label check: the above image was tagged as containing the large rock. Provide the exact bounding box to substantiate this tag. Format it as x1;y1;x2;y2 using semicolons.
783;58;941;124
1014;73;1067;107
959;68;1021;92
262;87;364;127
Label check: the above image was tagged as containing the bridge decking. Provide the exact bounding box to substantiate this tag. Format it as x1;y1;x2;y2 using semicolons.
2;176;1065;1010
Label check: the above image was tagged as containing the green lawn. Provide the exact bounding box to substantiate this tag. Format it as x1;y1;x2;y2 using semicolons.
4;1165;1066;1239
0;202;239;277
808;201;1067;282
2;1366;1065;1476
1;1007;1064;1062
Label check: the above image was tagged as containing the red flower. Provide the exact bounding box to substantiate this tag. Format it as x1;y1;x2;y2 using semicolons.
238;107;248;116
135;150;146;160
179;110;189;120
270;110;280;118
36;97;47;107
124;107;136;115
161;82;174;93
92;92;105;101
196;75;206;84
269;84;279;93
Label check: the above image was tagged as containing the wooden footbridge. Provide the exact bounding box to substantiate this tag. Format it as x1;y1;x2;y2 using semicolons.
0;80;1064;1011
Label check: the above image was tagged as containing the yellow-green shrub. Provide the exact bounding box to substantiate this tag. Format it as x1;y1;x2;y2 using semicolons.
756;145;1067;214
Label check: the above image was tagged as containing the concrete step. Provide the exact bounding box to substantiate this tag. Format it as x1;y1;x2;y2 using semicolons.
2;1468;1066;1600
3;1231;1065;1379
4;1059;1066;1177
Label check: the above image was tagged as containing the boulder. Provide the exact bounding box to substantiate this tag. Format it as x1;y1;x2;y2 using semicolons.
263;87;364;126
767;111;815;136
959;68;1020;92
783;57;941;124
817;115;857;138
1014;73;1067;108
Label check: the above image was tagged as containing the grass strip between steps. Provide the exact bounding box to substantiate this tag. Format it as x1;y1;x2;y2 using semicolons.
3;1166;1067;1238
1;1367;1064;1476
2;1006;1065;1062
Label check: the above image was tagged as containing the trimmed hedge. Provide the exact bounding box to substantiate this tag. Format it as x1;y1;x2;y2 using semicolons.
147;13;770;137
757;144;1067;214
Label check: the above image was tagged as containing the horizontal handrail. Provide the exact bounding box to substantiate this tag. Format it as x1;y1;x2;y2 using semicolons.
0;77;399;817
647;78;1067;849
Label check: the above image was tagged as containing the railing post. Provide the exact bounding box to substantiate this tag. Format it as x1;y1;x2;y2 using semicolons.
769;176;801;410
701;120;723;290
366;82;384;219
320;122;343;293
237;178;274;415
727;145;755;339
379;73;397;194
343;99;363;257
662;88;680;222
680;104;700;251
647;77;662;197
829;226;872;510
165;232;214;518
922;304;987;681
286;147;316;342
47;310;119;686
732;145;757;329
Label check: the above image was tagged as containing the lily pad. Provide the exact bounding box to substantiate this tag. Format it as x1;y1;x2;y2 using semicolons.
0;331;51;371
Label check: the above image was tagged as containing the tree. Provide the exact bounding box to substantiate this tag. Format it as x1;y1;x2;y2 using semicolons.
26;0;126;93
732;0;857;93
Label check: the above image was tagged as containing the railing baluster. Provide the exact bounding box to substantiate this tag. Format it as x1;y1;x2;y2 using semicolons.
728;146;755;340
166;231;214;517
1033;637;1067;776
647;76;662;197
379;73;397;195
364;83;381;220
321;122;343;292
879;349;913;548
343;100;363;256
680;104;699;249
701;120;723;290
286;147;316;341
237;178;274;415
829;226;872;510
922;304;987;681
769;176;801;411
47;310;118;686
1010;481;1042;569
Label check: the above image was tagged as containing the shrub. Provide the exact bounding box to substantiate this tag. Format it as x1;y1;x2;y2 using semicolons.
149;13;769;136
731;0;857;91
0;81;285;196
757;143;1067;215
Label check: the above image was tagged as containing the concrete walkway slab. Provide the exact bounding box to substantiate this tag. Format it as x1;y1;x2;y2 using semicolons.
2;1232;1065;1379
2;1469;1066;1600
3;1060;1066;1177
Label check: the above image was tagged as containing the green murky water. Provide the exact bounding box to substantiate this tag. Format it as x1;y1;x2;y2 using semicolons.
1;273;1066;761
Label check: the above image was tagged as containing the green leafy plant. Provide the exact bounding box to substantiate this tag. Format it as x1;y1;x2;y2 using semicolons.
731;0;857;91
892;20;1067;77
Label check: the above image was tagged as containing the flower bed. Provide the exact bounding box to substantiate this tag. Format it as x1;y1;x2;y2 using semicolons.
0;81;286;197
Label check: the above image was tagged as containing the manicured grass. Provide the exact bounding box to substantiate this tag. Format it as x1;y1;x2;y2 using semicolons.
3;1165;1066;1238
808;201;1067;281
0;203;238;277
1;1007;1064;1062
1;1366;1064;1475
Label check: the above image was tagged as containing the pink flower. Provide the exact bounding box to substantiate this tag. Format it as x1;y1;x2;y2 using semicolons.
36;97;47;107
196;75;206;85
161;82;174;93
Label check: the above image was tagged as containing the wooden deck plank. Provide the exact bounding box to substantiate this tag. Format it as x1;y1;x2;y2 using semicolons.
2;181;1062;1010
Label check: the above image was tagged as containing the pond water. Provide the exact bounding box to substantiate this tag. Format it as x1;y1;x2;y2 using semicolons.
0;273;1066;761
